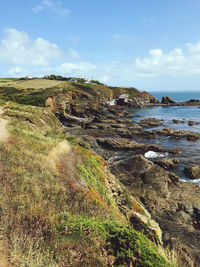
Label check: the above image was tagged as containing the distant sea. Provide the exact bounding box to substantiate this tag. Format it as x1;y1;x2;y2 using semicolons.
151;91;200;102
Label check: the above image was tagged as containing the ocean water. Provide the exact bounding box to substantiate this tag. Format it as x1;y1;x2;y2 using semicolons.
127;91;200;185
151;91;200;102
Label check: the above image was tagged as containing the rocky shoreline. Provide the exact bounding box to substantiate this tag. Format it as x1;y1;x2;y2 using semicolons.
45;86;200;266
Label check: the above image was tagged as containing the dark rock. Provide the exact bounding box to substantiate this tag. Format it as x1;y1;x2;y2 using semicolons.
154;158;179;170
172;119;185;124
184;164;200;180
110;155;200;267
188;120;200;126
139;118;164;128
96;138;164;154
161;96;176;104
153;127;200;141
168;147;183;154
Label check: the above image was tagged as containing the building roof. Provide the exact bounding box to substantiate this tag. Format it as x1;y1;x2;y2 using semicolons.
118;94;129;99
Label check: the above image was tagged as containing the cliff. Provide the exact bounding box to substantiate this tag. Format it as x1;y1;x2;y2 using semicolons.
0;78;173;266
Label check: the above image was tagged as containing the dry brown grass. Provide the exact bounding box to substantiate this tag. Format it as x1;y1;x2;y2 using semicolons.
0;79;65;89
48;140;71;168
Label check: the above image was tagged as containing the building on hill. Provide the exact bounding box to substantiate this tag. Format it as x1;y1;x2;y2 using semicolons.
116;94;129;105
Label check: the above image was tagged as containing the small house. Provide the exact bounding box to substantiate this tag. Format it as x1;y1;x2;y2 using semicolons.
116;94;129;105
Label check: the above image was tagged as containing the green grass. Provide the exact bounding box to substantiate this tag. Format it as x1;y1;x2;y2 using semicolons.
53;213;173;267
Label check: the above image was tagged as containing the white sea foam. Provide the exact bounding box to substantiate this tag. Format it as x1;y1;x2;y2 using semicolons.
144;151;168;159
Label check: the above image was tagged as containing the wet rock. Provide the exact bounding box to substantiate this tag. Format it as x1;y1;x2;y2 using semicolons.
188;120;200;126
154;158;179;170
167;147;183;154
184;164;200;180
172;119;185;124
161;96;176;104
139;118;164;128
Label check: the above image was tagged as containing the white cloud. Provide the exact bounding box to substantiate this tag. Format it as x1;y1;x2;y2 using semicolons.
3;27;200;91
32;0;70;17
0;28;63;66
135;47;185;76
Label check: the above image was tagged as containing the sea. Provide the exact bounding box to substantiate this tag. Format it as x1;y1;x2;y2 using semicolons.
127;91;200;185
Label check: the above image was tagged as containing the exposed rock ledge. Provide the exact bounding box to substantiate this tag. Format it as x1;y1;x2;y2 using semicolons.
110;154;200;267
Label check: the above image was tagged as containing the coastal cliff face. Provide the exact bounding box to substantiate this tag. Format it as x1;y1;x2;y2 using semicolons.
0;101;170;267
0;78;172;266
1;77;199;266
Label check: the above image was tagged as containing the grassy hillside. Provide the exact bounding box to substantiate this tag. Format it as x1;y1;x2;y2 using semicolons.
0;78;139;108
0;98;172;266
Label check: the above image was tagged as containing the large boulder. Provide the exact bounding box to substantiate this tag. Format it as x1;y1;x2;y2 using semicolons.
184;164;200;180
154;158;179;170
161;96;176;104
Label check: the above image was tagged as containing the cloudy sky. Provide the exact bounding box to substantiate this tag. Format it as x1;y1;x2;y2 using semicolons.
1;0;200;91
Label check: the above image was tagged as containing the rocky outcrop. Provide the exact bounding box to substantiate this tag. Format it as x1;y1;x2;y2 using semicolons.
154;158;179;170
153;127;200;141
172;119;185;124
96;137;165;153
110;155;200;267
105;168;163;244
161;96;176;104
139;118;164;128
184;164;200;180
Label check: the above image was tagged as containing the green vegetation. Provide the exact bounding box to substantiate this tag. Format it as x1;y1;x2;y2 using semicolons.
109;86;138;98
0;78;110;107
53;213;172;267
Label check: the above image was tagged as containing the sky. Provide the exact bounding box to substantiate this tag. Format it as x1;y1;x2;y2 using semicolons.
1;0;200;91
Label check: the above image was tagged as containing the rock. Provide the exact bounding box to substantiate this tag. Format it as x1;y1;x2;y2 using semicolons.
153;127;200;141
188;120;200;126
96;138;165;154
105;168;162;244
139;118;164;128
154;158;179;170
184;164;200;180
110;154;200;267
161;96;176;104
168;147;183;154
172;119;185;124
187;99;200;104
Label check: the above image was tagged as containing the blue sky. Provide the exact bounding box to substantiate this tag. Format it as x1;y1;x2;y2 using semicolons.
1;0;200;91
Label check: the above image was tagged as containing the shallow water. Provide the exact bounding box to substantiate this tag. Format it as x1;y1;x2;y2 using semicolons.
127;105;200;185
129;106;200;133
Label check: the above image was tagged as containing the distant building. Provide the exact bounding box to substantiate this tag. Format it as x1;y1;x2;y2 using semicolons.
69;78;78;82
25;75;33;80
116;94;129;105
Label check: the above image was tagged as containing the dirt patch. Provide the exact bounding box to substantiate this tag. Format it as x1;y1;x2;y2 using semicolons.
0;253;13;267
0;106;9;142
48;140;71;168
